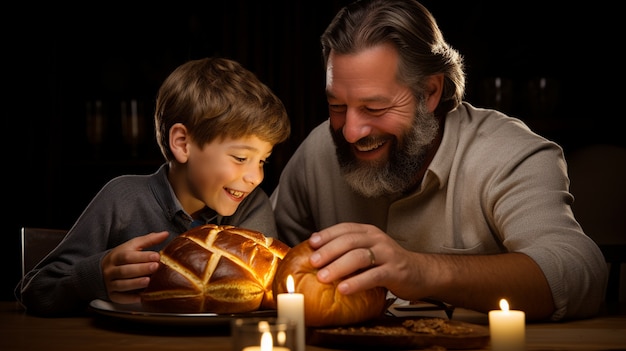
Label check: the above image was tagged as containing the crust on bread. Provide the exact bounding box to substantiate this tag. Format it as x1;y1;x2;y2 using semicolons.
141;224;290;313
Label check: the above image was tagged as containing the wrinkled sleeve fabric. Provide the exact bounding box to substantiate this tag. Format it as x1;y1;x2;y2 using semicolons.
441;105;607;320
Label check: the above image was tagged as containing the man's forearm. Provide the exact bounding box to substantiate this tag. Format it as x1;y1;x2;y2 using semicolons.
423;252;555;321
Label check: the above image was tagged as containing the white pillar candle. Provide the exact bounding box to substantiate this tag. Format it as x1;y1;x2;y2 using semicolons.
488;298;526;351
277;275;305;351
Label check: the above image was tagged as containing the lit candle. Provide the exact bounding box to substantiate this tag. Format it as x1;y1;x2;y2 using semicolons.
488;298;526;351
241;330;290;351
277;275;305;351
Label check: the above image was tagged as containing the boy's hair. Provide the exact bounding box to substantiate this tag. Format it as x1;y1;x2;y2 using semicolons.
155;57;290;161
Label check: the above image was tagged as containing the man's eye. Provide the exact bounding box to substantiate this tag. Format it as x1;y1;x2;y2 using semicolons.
365;107;389;115
329;104;346;113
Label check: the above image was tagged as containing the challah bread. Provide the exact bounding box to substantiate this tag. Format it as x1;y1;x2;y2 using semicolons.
140;224;290;313
273;240;388;327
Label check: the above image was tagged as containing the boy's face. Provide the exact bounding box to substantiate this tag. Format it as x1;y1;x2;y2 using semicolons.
185;135;273;216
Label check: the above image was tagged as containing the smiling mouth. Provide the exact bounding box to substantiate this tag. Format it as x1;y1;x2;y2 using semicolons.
354;138;387;152
227;189;245;199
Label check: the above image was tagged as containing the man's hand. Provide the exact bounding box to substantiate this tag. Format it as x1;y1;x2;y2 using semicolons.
308;222;416;296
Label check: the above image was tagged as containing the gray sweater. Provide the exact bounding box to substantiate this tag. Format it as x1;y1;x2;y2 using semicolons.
16;163;278;315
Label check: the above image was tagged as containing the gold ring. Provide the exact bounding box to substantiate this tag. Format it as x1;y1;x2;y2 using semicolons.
367;248;376;267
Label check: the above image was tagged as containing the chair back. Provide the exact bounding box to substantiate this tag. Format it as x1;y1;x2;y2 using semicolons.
20;227;68;278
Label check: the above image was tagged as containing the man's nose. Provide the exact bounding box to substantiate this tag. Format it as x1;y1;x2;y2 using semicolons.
342;108;371;143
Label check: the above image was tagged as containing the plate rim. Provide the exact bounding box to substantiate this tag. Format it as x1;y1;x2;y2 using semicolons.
88;299;277;326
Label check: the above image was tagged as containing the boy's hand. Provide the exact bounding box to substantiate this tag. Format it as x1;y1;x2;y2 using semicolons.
101;231;169;304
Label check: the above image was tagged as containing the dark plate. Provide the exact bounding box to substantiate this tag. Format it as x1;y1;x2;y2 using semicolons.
89;299;276;326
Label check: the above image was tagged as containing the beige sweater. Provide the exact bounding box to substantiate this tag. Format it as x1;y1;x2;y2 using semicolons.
271;102;607;321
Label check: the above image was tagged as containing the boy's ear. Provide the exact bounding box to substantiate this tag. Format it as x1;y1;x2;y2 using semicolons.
169;123;190;163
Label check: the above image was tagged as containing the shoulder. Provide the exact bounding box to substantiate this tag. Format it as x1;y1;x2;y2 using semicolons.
442;103;566;182
99;173;152;192
453;103;563;159
93;167;166;203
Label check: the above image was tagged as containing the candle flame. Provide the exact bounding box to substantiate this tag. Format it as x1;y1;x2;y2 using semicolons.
258;321;269;332
277;330;287;345
287;275;295;293
260;331;273;351
499;298;509;311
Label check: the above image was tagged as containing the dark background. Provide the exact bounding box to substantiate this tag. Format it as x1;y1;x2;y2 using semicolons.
5;1;622;300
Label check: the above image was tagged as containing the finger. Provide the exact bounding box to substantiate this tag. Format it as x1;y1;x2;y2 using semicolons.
309;222;366;249
310;227;373;268
109;290;143;304
309;234;353;268
108;275;152;294
107;232;168;267
107;247;161;268
316;247;373;283
336;266;384;295
107;258;160;281
126;231;170;251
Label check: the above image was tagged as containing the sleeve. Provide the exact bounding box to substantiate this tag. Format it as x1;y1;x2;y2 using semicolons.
482;138;608;320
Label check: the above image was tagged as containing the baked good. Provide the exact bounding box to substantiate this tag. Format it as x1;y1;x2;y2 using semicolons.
273;240;388;327
140;224;290;313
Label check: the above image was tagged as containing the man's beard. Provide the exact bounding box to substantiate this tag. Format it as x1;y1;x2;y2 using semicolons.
330;100;440;197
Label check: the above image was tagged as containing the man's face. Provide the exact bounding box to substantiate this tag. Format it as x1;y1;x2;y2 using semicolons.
326;44;439;197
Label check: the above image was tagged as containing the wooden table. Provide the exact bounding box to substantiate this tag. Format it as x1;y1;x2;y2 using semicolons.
1;301;625;351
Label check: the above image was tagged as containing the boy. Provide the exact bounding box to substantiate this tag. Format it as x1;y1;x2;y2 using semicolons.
15;57;291;316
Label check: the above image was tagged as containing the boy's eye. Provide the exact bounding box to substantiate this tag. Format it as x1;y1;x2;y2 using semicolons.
233;156;246;163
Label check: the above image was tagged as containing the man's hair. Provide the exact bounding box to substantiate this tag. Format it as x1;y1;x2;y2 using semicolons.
154;57;290;161
320;0;465;117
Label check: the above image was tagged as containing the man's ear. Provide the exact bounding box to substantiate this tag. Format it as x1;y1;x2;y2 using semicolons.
169;123;190;163
425;74;444;113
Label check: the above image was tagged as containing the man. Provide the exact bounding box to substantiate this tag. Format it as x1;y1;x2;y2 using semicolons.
271;0;606;321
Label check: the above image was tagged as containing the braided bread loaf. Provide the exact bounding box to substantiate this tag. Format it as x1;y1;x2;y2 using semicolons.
140;224;290;313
